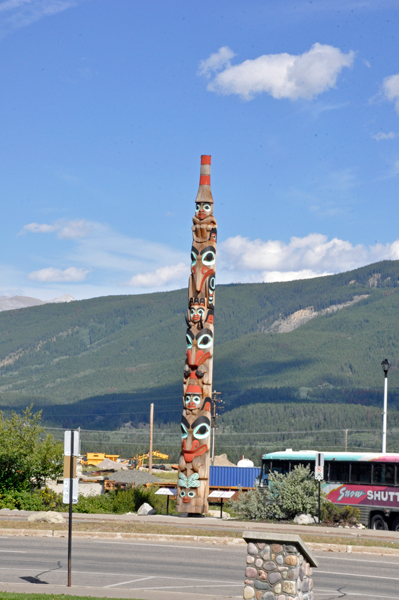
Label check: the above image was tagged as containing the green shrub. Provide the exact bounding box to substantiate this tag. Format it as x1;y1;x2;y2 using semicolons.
229;465;323;521
0;483;173;515
0;487;62;511
322;501;360;525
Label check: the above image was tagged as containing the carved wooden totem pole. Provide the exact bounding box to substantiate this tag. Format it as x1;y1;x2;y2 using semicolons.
177;155;217;514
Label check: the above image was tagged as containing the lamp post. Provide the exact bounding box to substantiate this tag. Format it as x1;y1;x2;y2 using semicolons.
381;359;391;453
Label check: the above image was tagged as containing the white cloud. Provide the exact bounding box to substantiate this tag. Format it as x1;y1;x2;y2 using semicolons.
382;73;399;114
372;131;396;141
28;267;90;282
20;219;95;238
21;222;59;234
57;220;94;239
261;270;330;283
200;43;355;100
0;0;78;38
197;46;236;78
127;262;188;288
219;233;399;283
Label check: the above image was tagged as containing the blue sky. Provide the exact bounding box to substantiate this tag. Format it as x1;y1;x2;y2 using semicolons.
2;0;399;301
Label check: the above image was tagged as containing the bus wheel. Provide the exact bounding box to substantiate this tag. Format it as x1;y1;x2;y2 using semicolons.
370;514;388;530
392;517;399;532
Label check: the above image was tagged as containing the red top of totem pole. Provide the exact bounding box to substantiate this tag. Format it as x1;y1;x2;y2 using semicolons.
196;155;213;203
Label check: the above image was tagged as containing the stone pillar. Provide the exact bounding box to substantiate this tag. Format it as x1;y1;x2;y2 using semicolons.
242;531;318;600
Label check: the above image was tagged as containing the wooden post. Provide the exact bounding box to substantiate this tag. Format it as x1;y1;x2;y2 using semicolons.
149;403;154;474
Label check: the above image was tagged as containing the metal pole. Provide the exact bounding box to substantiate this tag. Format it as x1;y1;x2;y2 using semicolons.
344;429;348;452
149;403;154;474
166;494;169;516
220;498;223;519
382;374;388;453
318;480;321;526
67;430;74;587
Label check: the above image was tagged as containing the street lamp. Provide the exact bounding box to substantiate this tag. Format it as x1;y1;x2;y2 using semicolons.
381;359;391;453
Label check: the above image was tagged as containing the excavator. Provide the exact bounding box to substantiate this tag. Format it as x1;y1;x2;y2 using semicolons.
130;450;169;469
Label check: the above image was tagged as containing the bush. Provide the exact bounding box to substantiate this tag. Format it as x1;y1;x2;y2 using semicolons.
229;465;323;521
322;501;360;525
0;481;173;515
0;487;62;511
72;485;168;514
0;406;63;493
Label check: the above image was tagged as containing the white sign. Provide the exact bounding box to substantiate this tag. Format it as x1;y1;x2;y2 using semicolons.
63;478;79;504
315;452;324;480
64;430;80;457
155;488;177;496
208;491;235;499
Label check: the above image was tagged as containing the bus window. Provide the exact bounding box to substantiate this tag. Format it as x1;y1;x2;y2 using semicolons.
271;460;290;475
329;461;349;483
290;460;314;473
262;460;271;475
350;462;371;484
373;463;394;485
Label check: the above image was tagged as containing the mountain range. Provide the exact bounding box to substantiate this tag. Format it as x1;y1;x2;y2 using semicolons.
0;260;398;434
0;294;75;313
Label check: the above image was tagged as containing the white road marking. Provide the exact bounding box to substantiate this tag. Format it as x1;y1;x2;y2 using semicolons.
318;569;399;581
0;567;241;584
0;551;26;553
317;590;399;600
105;576;154;588
136;583;243;591
315;554;399;564
88;540;224;551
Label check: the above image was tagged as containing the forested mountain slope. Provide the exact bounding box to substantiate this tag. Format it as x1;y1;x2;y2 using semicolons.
1;260;399;429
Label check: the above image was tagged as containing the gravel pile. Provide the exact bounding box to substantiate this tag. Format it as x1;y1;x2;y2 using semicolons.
106;470;161;485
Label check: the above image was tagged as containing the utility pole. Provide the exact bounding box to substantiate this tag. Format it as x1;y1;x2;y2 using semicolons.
149;403;154;474
211;391;223;465
344;429;348;452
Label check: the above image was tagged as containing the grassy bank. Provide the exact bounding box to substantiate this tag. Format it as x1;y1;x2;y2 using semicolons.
1;520;399;550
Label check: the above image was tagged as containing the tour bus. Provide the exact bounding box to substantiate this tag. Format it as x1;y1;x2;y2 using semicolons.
257;449;399;531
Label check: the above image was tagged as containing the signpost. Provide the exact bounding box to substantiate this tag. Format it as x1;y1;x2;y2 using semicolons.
64;430;79;587
315;452;324;526
155;487;177;515
208;490;235;519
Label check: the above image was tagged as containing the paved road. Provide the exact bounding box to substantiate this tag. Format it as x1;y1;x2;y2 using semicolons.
1;535;399;599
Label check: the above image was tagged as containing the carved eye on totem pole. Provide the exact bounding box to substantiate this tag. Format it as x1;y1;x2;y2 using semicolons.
190;245;216;296
208;275;216;307
195;202;213;220
180;414;210;463
185;327;213;380
183;394;211;414
190;305;205;324
177;472;200;504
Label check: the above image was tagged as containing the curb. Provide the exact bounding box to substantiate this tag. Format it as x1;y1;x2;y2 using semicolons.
307;541;399;556
2;528;399;555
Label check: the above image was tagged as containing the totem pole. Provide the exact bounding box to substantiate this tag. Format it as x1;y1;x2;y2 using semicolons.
177;155;217;514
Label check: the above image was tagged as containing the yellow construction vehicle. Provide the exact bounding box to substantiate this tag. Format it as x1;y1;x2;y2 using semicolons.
81;452;120;466
129;451;169;469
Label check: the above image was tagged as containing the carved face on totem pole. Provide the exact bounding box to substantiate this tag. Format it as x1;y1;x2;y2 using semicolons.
178;154;216;515
184;326;213;383
176;412;211;511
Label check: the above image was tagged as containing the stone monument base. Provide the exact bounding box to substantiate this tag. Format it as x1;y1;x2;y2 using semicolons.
242;531;318;600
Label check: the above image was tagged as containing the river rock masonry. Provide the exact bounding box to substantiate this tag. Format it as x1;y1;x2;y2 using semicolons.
242;531;318;600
